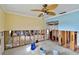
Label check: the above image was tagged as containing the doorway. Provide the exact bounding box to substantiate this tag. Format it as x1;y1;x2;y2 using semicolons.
47;21;59;41
49;31;52;40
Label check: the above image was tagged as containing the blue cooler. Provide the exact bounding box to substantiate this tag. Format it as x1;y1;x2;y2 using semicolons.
31;42;36;50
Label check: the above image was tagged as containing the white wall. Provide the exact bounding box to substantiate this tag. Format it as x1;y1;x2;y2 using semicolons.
77;32;79;47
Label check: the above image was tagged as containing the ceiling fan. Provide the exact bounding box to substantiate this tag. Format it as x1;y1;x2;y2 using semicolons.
31;4;58;17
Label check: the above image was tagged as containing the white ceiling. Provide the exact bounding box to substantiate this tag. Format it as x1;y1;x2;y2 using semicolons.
1;4;79;17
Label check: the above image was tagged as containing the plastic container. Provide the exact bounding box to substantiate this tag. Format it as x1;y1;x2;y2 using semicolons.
52;49;59;55
40;48;46;55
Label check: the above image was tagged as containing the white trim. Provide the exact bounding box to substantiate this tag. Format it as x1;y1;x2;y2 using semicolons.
5;11;43;19
0;5;6;13
46;8;79;20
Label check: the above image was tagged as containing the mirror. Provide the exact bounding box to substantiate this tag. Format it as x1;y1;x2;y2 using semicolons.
0;39;1;45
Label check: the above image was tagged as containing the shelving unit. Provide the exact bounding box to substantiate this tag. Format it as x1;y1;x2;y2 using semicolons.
4;30;46;50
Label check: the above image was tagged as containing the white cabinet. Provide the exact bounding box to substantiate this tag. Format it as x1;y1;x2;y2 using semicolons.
0;46;1;55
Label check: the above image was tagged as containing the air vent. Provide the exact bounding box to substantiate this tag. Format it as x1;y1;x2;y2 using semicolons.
59;11;66;14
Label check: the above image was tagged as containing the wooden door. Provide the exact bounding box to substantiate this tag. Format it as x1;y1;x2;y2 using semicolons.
61;31;65;46
49;31;52;40
66;31;70;48
70;31;75;50
74;32;77;50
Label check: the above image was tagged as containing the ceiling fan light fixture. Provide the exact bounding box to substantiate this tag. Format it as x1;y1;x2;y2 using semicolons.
31;4;58;17
43;4;48;8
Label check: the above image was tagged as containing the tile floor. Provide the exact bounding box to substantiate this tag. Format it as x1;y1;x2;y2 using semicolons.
4;40;79;55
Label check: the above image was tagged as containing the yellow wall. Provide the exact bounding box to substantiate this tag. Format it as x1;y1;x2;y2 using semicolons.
0;7;5;31
5;13;46;31
0;7;46;31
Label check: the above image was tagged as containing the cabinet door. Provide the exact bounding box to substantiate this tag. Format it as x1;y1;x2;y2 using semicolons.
20;36;25;46
13;36;20;47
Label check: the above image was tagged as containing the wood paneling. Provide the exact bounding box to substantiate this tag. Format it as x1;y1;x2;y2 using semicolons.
53;30;77;51
58;31;62;45
64;31;67;47
58;31;67;47
4;31;9;49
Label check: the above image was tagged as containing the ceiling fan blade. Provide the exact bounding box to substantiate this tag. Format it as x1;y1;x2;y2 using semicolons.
38;13;44;17
47;12;56;16
46;4;58;10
